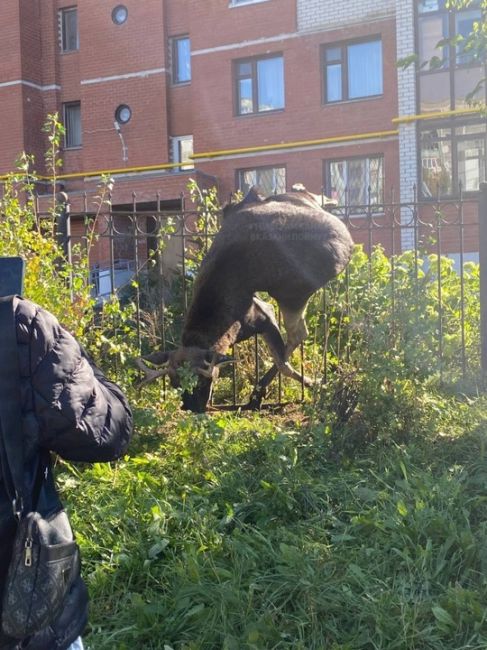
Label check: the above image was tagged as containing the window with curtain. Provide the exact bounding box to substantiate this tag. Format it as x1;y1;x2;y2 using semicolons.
237;166;286;196
60;7;78;52
325;155;384;207
420;122;486;197
63;102;82;148
172;36;191;84
323;38;383;103
235;55;284;115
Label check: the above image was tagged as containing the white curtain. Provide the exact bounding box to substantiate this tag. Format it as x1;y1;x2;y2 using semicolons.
348;40;383;99
257;57;284;111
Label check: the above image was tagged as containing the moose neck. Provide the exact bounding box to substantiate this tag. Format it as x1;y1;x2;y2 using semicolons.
182;278;251;354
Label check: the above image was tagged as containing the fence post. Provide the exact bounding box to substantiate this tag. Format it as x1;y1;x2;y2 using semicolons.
479;182;487;376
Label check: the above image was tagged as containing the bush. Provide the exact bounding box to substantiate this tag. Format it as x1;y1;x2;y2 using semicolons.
0;115;140;392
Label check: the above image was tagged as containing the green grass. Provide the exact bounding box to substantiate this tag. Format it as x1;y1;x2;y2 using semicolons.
56;393;487;650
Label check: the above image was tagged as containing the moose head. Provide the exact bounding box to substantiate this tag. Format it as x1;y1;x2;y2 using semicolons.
135;348;234;412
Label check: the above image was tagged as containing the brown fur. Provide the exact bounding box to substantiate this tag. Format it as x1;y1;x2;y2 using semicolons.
137;186;354;411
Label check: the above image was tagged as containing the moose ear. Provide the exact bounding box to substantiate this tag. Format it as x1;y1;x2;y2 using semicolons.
146;350;171;367
242;186;265;205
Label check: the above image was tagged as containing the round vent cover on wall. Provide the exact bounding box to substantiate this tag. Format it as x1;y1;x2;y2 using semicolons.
115;104;132;124
112;5;128;25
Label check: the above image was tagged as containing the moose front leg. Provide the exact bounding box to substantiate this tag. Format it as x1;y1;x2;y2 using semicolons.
247;365;279;410
248;347;312;409
247;304;313;409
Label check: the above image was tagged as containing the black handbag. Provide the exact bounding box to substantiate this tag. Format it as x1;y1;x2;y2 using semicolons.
0;297;80;640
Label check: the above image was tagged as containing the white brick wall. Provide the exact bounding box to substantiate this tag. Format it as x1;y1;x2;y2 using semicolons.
297;0;420;251
297;0;394;33
395;0;418;250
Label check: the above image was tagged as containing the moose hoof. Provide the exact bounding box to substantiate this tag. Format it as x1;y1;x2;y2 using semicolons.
243;398;263;411
244;385;265;410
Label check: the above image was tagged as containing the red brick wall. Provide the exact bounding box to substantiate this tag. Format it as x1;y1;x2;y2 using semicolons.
0;0;479;257
0;2;397;193
0;1;22;81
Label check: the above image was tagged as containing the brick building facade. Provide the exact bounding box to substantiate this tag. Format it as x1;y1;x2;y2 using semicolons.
1;0;485;265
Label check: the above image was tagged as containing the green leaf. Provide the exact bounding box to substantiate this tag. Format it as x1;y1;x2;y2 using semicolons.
432;606;455;628
396;500;408;517
148;539;169;559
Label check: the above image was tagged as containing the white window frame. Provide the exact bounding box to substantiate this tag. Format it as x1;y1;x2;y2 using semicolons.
325;155;384;214
229;0;272;6
237;166;286;196
171;135;194;171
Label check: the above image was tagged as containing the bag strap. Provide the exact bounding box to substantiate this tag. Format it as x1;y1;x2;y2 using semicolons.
0;296;26;518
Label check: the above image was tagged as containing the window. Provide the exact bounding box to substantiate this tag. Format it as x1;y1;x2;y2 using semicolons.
63;102;82;148
171;135;194;171
323;39;383;103
324;156;384;207
418;0;442;12
60;7;78;52
420;122;486;196
237;166;286;196
235;55;284;115
172;36;191;84
418;14;449;67
417;1;484;111
455;9;480;65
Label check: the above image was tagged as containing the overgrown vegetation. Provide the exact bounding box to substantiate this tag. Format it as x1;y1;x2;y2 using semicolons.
0;114;140;391
58;396;487;650
1;125;486;648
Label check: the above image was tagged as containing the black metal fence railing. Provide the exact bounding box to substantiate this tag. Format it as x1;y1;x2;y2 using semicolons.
59;184;486;408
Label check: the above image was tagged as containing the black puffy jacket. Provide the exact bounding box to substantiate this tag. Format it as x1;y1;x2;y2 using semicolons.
0;297;133;650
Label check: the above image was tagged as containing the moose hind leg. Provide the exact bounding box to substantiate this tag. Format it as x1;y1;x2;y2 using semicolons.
245;298;285;409
281;306;309;352
279;306;313;387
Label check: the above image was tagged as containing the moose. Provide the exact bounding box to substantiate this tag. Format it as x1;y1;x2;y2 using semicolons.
135;184;354;412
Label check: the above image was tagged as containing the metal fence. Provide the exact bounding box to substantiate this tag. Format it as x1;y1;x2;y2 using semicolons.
61;183;487;408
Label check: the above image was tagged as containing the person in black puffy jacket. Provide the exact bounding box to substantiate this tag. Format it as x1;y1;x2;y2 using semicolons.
0;297;133;650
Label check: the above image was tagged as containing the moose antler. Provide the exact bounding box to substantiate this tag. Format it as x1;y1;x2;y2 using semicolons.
196;353;235;378
134;357;170;388
197;358;215;378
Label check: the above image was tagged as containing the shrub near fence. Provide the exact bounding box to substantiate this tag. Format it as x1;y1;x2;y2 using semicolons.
324;190;482;387
61;184;485;408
